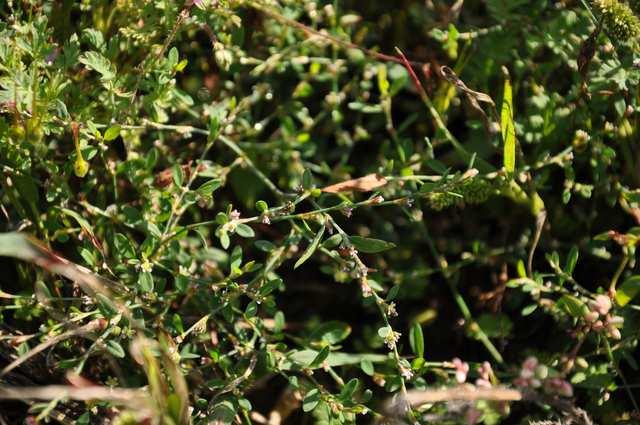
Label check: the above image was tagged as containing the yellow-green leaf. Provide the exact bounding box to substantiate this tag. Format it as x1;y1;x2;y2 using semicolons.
501;66;516;173
616;275;640;306
103;125;121;141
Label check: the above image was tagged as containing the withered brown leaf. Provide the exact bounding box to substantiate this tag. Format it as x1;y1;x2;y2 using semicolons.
321;173;388;193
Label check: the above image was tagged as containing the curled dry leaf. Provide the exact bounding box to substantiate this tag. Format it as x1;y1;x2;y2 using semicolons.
321;173;388;193
440;66;499;134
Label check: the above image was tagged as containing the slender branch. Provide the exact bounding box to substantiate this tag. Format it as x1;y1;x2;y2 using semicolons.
245;0;425;67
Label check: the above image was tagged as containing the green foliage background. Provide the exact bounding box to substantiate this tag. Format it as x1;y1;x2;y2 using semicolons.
1;0;640;423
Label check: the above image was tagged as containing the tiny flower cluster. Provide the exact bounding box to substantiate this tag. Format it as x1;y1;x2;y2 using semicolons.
583;294;624;340
593;0;640;41
513;357;573;397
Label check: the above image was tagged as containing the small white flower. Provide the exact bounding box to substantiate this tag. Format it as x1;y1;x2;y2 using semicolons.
140;259;153;273
400;364;413;380
384;330;401;350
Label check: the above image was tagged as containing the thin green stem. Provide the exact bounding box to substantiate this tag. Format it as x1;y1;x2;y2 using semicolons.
610;254;630;293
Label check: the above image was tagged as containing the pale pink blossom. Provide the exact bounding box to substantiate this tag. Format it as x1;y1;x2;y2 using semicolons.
590;295;612;316
452;358;469;384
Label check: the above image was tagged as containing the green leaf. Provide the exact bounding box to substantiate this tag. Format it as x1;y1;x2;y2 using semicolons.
114;233;136;259
172;164;184;187
103;125;121;141
255;240;275;252
219;231;230;249
166;393;183;423
82;28;105;50
235;223;255;238
238;398;252;412
557;295;586;318
274;311;285;333
521;304;537;316
209;116;220;140
500;66;516;173
476;313;513;338
106;340;125;358
386;285;400;301
302;169;314;189
616;275;640;307
175;59;188;72
377;64;389;96
79;51;116;81
565;246;579;275
196;179;222;197
216;212;228;225
339;378;360;401
245;301;258;317
60;208;97;243
138;272;154;293
172;313;184;334
322;233;343;249
302;389;320;412
360;359;374;376
349;236;396;253
255;200;268;212
309;321;351;345
516;259;527;278
281;350;387;370
409;323;424;358
377;326;391;338
295;223;325;269
308;346;330;368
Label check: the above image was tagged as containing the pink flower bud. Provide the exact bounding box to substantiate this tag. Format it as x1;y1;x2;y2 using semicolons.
607;325;622;340
590;295;611;316
452;358;469;384
523;356;538;371
545;378;573;397
583;310;599;323
478;361;492;381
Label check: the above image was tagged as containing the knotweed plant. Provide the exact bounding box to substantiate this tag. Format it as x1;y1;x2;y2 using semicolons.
0;0;639;424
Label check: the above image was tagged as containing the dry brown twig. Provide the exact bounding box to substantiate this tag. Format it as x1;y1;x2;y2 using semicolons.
0;320;105;377
0;385;151;411
382;386;594;425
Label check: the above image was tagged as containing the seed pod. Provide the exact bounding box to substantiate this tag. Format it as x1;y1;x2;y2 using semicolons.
74;156;89;178
426;191;458;210
458;178;494;205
